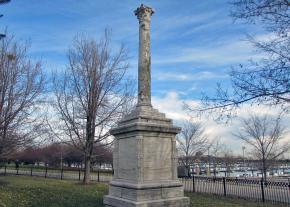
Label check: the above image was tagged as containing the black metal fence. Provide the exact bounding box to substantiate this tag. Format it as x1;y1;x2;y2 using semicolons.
1;166;290;205
0;165;112;182
181;176;290;205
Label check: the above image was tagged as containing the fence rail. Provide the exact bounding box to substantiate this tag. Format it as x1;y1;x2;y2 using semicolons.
181;176;290;205
0;166;112;182
1;166;289;205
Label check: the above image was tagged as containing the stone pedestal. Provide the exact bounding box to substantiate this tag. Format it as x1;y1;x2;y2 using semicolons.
103;106;189;207
103;4;189;207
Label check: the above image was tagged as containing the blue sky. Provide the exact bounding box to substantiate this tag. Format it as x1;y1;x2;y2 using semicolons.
3;0;288;155
1;0;264;100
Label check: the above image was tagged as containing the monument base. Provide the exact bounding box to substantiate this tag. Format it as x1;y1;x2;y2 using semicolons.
104;181;190;207
104;195;189;207
103;104;189;207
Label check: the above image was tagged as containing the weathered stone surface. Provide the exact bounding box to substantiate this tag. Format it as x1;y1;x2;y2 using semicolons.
135;4;154;106
107;185;185;201
104;105;190;206
142;137;172;181
110;121;179;183
104;196;189;207
103;4;189;207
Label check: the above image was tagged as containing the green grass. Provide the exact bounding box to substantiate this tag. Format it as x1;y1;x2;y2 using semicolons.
0;176;286;207
0;176;107;207
186;193;285;207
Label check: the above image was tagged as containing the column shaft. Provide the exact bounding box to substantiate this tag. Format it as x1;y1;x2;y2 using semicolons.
135;4;154;106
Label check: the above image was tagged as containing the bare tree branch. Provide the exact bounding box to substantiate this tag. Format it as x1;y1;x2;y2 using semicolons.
49;30;133;184
0;35;45;159
186;0;290;121
234;114;289;180
177;121;208;175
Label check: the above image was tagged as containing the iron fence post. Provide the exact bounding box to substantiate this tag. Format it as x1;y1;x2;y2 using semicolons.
97;169;100;182
45;167;48;178
223;177;227;196
192;175;195;192
61;168;63;180
4;165;6;176
16;167;19;175
78;169;81;181
260;178;265;202
30;167;33;176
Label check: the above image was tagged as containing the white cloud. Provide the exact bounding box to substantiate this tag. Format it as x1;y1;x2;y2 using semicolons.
152;91;290;157
154;39;265;67
255;32;282;42
152;91;191;121
155;10;220;28
154;71;228;81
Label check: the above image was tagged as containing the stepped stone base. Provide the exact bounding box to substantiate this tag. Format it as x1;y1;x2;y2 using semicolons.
103;105;189;207
104;180;189;207
104;195;189;207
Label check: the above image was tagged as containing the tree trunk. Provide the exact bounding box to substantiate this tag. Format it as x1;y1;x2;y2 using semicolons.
187;165;190;177
262;158;267;181
213;161;217;177
185;156;190;177
83;154;91;184
83;114;94;184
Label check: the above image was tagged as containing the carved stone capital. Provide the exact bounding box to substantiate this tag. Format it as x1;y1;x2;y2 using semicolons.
134;4;154;23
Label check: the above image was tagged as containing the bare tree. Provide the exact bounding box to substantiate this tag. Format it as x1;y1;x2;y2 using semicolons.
220;146;235;177
187;0;289;121
51;31;132;184
177;121;208;176
235;114;289;180
0;35;44;159
0;0;10;39
209;138;224;177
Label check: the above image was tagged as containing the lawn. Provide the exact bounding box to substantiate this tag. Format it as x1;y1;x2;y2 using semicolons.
186;193;285;207
0;176;106;207
0;176;286;207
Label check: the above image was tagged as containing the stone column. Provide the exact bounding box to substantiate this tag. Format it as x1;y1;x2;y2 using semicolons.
135;4;154;107
103;4;189;207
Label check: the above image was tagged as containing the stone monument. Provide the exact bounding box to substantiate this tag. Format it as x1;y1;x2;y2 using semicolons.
103;4;190;207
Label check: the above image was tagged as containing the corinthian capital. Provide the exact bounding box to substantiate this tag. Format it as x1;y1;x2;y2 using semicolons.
134;4;154;23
